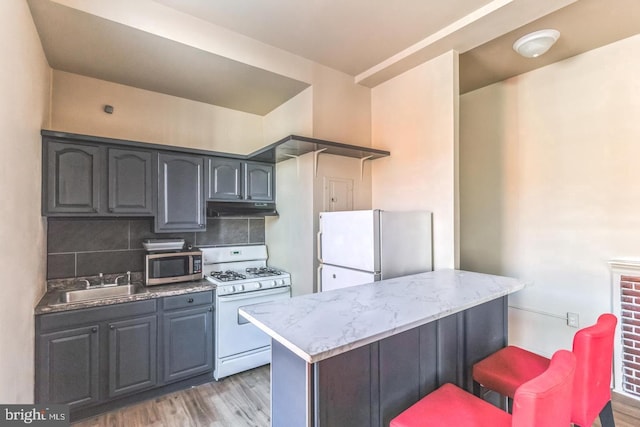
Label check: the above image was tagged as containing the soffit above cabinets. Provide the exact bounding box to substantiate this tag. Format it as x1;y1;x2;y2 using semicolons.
27;0;310;115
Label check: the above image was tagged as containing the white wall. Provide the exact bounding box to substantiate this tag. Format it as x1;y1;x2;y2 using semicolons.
371;51;459;269
460;34;640;357
0;0;51;403
264;90;315;296
51;71;264;154
311;63;371;147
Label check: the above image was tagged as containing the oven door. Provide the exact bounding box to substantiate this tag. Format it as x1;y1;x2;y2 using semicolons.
216;286;290;359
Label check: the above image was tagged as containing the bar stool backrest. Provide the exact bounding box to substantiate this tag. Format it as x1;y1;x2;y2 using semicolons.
512;349;576;427
571;313;617;426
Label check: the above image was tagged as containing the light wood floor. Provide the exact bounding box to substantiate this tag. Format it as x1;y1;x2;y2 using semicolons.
73;366;270;427
73;366;640;427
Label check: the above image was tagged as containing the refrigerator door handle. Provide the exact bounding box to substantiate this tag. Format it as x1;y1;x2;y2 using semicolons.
317;230;323;263
317;264;323;292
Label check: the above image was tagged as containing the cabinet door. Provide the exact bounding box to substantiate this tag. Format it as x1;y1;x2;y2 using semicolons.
162;305;213;383
156;153;205;232
207;158;243;200
46;141;101;214
245;162;274;201
36;325;100;408
108;148;154;215
107;315;158;398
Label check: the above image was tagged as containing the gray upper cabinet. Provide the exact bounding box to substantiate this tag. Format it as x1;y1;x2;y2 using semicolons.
107;148;153;215
206;158;274;202
45;141;101;214
207;158;243;200
44;138;154;217
156;152;205;232
245;162;274;201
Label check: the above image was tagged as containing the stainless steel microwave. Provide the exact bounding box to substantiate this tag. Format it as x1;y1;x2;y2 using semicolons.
145;250;203;286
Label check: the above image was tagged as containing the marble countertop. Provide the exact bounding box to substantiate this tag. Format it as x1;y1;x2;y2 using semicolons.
35;279;216;314
240;269;526;364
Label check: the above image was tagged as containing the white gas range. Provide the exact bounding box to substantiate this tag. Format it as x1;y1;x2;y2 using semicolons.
201;245;291;380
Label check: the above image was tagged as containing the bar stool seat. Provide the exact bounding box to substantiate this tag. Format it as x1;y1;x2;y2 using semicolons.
391;349;576;427
473;345;550;398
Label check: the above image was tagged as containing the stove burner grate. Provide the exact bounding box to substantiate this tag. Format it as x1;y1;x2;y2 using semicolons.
210;270;246;282
246;267;283;277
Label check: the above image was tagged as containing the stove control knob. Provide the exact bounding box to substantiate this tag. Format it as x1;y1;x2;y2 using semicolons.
255;283;262;289
237;285;244;291
268;280;276;287
276;279;285;286
230;286;236;293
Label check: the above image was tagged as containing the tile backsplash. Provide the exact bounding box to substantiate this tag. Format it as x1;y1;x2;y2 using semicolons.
47;217;266;279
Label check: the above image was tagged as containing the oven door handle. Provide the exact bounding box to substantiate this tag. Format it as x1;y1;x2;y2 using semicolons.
217;287;291;302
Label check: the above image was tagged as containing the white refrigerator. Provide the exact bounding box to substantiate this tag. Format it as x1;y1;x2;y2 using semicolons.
318;210;433;292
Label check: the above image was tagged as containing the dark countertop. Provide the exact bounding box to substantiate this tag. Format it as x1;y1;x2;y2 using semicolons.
35;279;216;315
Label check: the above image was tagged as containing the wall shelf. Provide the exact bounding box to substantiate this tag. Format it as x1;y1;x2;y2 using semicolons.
248;135;390;163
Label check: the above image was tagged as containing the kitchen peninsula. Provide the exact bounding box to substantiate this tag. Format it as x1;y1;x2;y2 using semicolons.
240;269;526;427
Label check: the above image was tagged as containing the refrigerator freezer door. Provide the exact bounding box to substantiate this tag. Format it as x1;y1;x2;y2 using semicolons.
319;210;380;272
320;264;378;292
379;211;433;279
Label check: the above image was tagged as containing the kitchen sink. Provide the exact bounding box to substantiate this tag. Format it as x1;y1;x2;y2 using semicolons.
58;284;143;303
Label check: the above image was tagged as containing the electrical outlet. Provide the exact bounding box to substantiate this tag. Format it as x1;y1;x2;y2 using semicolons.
567;312;579;328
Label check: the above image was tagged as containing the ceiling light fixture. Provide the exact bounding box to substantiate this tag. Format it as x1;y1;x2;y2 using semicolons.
513;29;560;58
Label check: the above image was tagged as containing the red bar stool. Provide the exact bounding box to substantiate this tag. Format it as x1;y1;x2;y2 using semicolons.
473;313;617;427
390;349;576;427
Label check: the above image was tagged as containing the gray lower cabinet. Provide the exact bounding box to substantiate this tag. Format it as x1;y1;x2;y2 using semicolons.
35;300;157;410
161;292;214;383
45;141;101;214
156;152;206;232
37;325;100;407
107;315;157;398
36;294;215;416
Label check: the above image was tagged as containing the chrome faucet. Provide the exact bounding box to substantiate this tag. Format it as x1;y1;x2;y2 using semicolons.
114;271;131;286
98;272;105;287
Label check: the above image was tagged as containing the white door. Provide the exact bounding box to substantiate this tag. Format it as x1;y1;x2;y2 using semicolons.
320;264;378;292
319;210;379;272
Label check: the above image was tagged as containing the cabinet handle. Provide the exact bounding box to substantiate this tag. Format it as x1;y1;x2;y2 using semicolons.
237;195;242;199
209;307;213;312
110;325;115;330
188;298;194;303
199;223;204;228
91;327;97;333
108;208;114;212
247;195;252;200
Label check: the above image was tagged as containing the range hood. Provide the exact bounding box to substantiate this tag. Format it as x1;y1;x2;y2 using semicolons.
206;201;278;217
